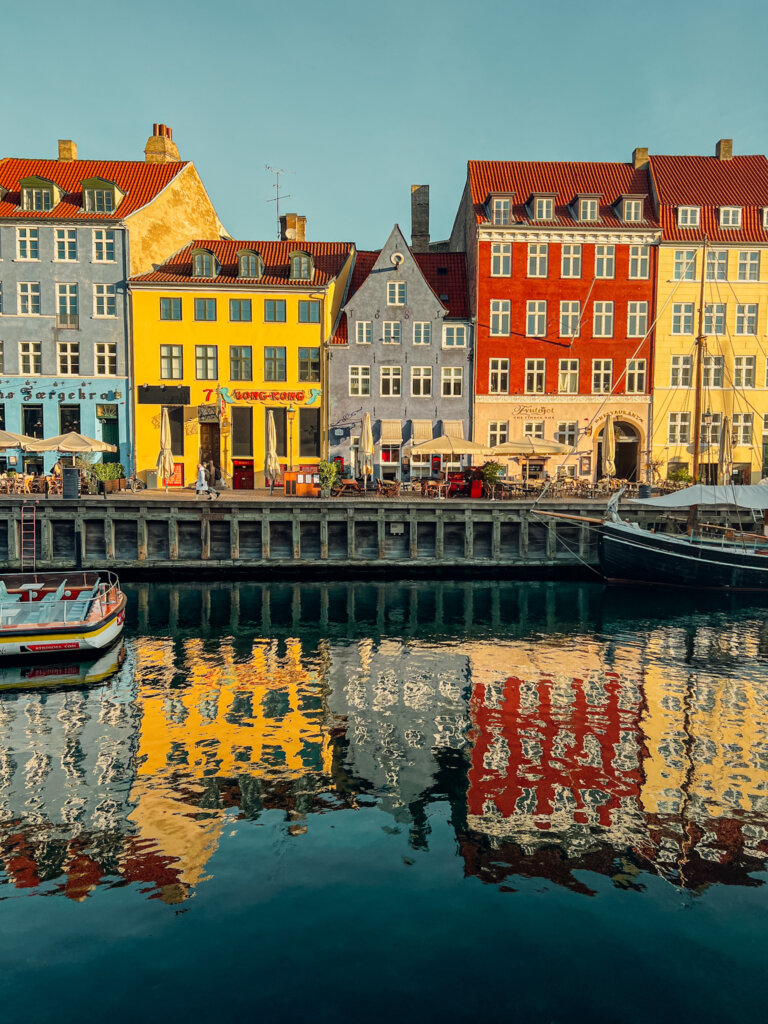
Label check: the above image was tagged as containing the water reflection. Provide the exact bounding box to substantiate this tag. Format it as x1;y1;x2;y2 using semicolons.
1;579;768;903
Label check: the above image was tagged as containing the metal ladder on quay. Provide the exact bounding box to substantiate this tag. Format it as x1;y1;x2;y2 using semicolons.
20;502;37;571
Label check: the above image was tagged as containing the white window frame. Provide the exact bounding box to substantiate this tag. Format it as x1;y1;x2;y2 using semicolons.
356;321;372;345
732;413;753;446
95;343;117;376
668;412;691;445
524;421;544;439
488;421;508;447
734;355;756;388
527;243;548;277
55;228;77;262
629;244;649;279
525;358;546;394
700;411;722;446
410;366;432;397
670;354;692;387
592;359;613;394
677;206;700;227
490;299;510;336
736;303;758;335
18;282;41;315
489;358;509;394
527;300;546;337
560;301;580;338
673;249;696;280
93;283;117;318
382;321;401;344
719;207;742;228
491;242;511;276
22;187;52;211
704;303;726;335
703;355;724;388
623;199;643;222
627;301;648;338
84;188;115;213
578;198;599;222
349;365;371;397
737;250;760;281
626;359;646;394
594;245;615;279
441;366;463;397
491;197;511;226
555;421;578;446
443;325;466;348
672;303;694;335
380;365;402;397
593;301;614;337
20;341;42;374
413;322;431;345
706;250;728;281
160;344;183;380
533;197;554;220
387;281;406;306
561;243;582;278
57;340;79;375
92;229;116;263
558;358;578;394
16;227;39;261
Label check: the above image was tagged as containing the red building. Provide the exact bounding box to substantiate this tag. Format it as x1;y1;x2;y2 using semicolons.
448;153;661;481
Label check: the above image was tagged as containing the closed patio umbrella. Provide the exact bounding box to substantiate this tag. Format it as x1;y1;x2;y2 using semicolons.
156;407;175;493
25;431;117;454
360;412;374;490
718;415;732;485
602;416;616;478
265;410;281;494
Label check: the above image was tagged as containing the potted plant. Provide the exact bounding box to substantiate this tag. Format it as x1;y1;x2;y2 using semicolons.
317;459;339;498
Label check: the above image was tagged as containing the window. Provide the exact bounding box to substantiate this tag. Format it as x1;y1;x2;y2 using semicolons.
0;341;4;373
700;412;722;445
534;196;554;220
490;299;510;335
592;359;612;393
764;209;768;231
525;358;546;393
559;359;578;394
194;298;217;321
738;251;760;281
734;355;756;388
593;301;614;337
230;346;253;381
524;421;544;439
59;404;80;435
290;253;312;280
706;250;728;281
595;245;615;278
491;197;511;225
18;282;41;315
491;243;511;276
380;366;401;396
160;297;182;321
411;366;432;396
349;366;370;396
561;243;582;278
443;325;466;347
356;321;372;344
673;250;696;280
57;283;78;326
55;229;77;261
298;347;320;382
230;405;253;458
719;207;742;228
626;359;646;393
411;322;430;345
578;198;599;221
95;343;117;375
93;229;115;262
84;189;114;213
387;282;406;305
623;199;643;222
17;228;39;260
677;206;700;227
0;283;3;314
299;407;321;459
382;321;401;344
489;359;509;394
22;187;52;211
629;244;650;279
670;354;692;387
527;243;548;277
195;345;218;380
560;301;580;338
672;303;694;334
229;299;252;322
238;252;261;278
160;345;183;379
527;300;546;336
264;299;286;322
668;412;691;444
442;367;463;396
703;355;724;388
298;300;320;323
488;421;508;447
736;304;758;334
20;341;42;374
57;341;79;375
555;421;578;446
93;284;116;317
627;301;648;337
733;413;753;445
264;346;286;382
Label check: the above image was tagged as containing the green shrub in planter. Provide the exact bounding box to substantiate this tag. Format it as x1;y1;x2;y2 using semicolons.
317;459;339;495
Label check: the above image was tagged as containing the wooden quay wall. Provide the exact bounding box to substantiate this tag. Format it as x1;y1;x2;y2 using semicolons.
0;498;608;574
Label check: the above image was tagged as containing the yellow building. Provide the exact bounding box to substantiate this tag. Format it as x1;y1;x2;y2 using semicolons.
129;231;354;489
649;143;768;483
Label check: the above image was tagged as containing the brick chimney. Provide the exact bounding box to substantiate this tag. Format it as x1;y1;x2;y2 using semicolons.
58;139;77;162
632;147;649;169
144;123;181;164
716;138;733;161
280;213;307;242
411;184;430;252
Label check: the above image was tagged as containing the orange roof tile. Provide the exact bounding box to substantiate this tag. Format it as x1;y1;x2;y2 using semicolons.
467;160;658;228
0;158;188;220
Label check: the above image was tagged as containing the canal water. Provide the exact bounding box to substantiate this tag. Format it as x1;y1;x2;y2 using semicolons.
2;580;768;1023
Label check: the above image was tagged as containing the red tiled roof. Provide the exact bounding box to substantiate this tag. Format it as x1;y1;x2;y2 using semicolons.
467;160;658;228
650;154;768;242
131;239;355;287
0;158;188;220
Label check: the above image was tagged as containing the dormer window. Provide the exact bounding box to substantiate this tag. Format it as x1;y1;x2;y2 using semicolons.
678;206;700;227
720;206;742;228
81;176;123;215
533;195;555;221
290;251;313;281
238;250;262;279
763;208;768;231
19;175;61;212
577;197;600;222
491;197;512;225
623;198;643;223
192;248;218;277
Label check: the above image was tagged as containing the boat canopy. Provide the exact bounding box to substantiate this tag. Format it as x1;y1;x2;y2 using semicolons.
631;484;768;511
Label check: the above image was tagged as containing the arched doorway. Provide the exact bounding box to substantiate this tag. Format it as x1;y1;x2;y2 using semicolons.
596;421;641;481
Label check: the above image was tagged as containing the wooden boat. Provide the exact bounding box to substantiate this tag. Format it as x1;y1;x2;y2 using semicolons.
0;571;126;657
0;640;126;691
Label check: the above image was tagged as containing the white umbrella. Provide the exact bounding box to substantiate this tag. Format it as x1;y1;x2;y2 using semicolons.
156;407;175;493
265;410;281;494
0;429;37;451
360;412;374;490
25;431;117;454
491;438;569;457
718;415;732;485
602;416;616;478
412;435;488;456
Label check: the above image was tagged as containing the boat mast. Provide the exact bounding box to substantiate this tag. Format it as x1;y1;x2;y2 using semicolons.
692;238;708;482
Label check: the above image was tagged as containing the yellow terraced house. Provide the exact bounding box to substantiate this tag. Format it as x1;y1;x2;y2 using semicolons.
130;226;354;489
649;141;768;483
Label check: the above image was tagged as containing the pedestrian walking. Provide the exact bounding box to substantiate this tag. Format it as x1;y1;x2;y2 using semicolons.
195;462;219;500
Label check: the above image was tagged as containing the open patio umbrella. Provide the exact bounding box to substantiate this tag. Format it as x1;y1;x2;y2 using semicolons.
360;412;374;490
490;438;569;457
602;416;616;478
0;429;37;451
25;431;117;454
717;415;732;485
156;407;175;493
265;409;281;494
412;435;488;456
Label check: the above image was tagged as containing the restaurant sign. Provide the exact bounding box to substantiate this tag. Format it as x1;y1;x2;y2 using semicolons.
203;386;321;406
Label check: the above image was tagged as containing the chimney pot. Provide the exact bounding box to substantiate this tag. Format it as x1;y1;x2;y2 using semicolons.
411;184;430;252
58;139;77;162
716;138;733;161
145;123;180;164
632;147;649;169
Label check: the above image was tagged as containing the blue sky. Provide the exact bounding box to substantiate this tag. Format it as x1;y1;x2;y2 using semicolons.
3;0;767;249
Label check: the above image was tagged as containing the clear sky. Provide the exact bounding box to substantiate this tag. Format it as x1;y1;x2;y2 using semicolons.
3;0;766;250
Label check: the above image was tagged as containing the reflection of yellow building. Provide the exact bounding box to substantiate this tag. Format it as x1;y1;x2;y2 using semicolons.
129;234;354;488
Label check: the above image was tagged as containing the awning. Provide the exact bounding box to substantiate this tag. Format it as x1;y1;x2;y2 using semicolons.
631;484;768;511
380;419;403;444
412;420;433;444
443;420;464;439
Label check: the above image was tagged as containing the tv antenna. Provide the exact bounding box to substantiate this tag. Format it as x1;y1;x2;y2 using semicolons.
266;165;293;240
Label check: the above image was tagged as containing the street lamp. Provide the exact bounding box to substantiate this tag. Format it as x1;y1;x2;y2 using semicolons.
287;404;296;472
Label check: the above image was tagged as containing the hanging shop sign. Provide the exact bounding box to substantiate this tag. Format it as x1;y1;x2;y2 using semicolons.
197;404;220;423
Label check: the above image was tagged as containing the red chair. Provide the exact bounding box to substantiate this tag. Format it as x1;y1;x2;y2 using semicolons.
470;480;483;499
